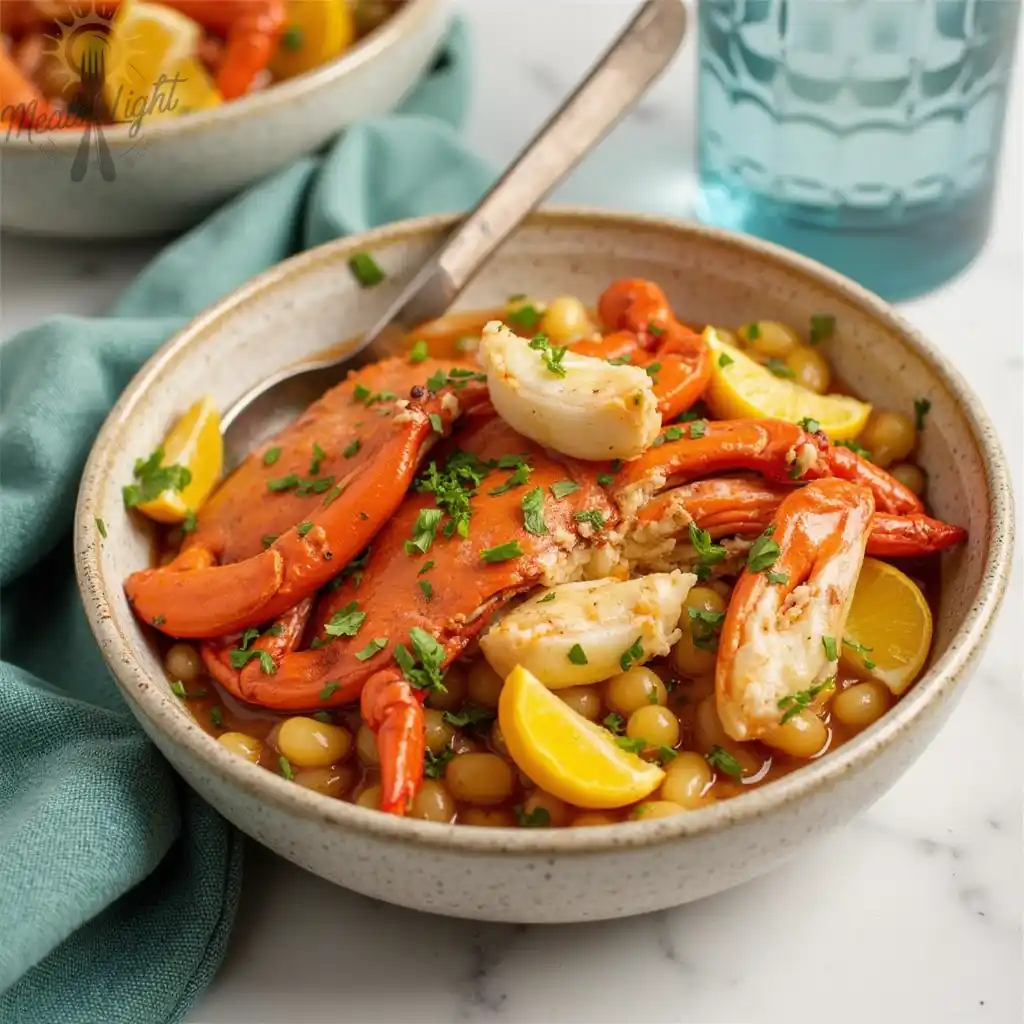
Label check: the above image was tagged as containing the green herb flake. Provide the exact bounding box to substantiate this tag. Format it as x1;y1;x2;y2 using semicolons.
521;487;548;536
607;355;632;366
746;525;782;575
348;252;385;288
319;681;340;701
798;417;821;434
95;517;107;539
822;635;838;661
409;339;429;364
404;507;444;556
427;412;444;435
418;579;433;601
616;736;647;755
528;333;568;378
574;509;605;532
603;712;625;735
688;419;708;440
281;24;303;50
777;677;835;724
354;637;388;661
689;521;728;576
266;473;300;493
567;643;588;666
657;746;678;764
843;637;877;671
718;352;734;368
122;448;192;508
309;442;327;475
263;446;282;466
706;745;744;778
489;461;531;496
443;705;496;729
619;636;644;672
766;570;790;585
765;357;796;379
538;592;556;603
597;473;614;486
152;615;165;627
169;680;187;698
688;607;726;652
394;628;446;693
515;805;551;828
550;480;580;500
417;560;435;576
914;397;932;432
506;301;543;331
182;509;198;534
745;322;761;340
480;540;524;563
836;439;873;461
208;706;223;729
324;601;366;638
646;362;662;378
424;747;454;779
313;710;333;724
809;314;836;345
343;438;361;459
296;521;314;537
278;755;295;781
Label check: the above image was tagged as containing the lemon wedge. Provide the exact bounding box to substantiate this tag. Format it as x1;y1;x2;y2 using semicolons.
704;328;871;441
135;396;223;524
269;0;356;80
840;558;933;696
105;1;222;124
498;665;665;809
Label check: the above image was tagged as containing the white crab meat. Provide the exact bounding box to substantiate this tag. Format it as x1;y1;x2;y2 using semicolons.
480;571;696;689
478;321;661;461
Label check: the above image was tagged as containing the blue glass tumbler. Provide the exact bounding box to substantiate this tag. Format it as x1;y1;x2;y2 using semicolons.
696;0;1021;301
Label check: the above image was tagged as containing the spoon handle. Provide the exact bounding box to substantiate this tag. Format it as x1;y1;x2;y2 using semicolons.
364;0;686;350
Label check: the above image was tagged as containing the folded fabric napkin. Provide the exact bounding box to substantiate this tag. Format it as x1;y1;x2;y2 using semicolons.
0;20;492;1024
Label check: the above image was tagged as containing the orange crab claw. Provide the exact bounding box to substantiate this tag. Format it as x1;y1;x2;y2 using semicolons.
716;479;876;742
828;444;923;515
361;670;426;816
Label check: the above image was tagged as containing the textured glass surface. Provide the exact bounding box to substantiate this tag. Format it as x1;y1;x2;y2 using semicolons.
697;0;1021;299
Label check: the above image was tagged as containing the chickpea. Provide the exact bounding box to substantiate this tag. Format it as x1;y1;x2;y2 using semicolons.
785;345;831;394
466;658;504;708
672;585;727;678
633;800;686;820
294;764;356;798
571;811;618;827
858;410;916;469
539;295;593;344
558;685;602;720
521;790;570;828
832;681;891;729
355;724;379;766
740;320;801;358
165;643;202;684
423;709;456;754
890;462;927;497
217;731;262;764
445;752;515;806
355;784;381;809
409;780;456;823
427;662;468;712
626;705;680;751
277;716;352;768
660;752;714;808
604;667;667;716
693;696;763;776
460;808;517;827
763;708;829;758
489;719;509;758
450;732;481;755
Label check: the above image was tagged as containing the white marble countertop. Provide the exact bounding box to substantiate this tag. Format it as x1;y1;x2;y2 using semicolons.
3;3;1021;1022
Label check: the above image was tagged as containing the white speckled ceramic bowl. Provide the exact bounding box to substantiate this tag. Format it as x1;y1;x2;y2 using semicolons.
75;211;1013;923
0;0;449;238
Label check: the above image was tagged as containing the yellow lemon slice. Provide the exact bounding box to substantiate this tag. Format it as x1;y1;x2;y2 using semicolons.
135;396;223;524
105;1;222;124
704;328;872;441
840;558;933;696
498;665;665;809
269;0;356;80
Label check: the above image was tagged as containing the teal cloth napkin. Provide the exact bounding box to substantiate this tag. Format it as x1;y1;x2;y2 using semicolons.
0;20;492;1023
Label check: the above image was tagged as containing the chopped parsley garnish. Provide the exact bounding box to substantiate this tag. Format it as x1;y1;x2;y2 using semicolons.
428;412;443;434
515;805;551;828
343;438;361;459
418;579;433;601
262;534;278;548
266;473;300;493
319;681;340;701
646;362;662;379
404;507;443;556
228;647;276;674
765;357;795;379
538;592;556;604
489;461;531;495
652;425;684;446
418;560;435;576
394;628;446;692
348;252;385;287
182;510;198;534
836;439;872;461
267;473;336;496
456;336;477;352
688;419;708;440
619;636;644;672
281;24;303;50
603;712;625;735
688;607;725;652
354;637;388;661
706;745;744;778
822;635;838;661
321;483;344;508
409;339;429;363
567;644;588;665
745;322;761;340
616;736;647;755
746;525;782;575
424;747;454;779
324;601;365;638
209;706;223;729
95;516;107;539
809;314;835;345
296;521;314;537
152;615;165;627
778;678;835;724
353;383;372;404
550;480;580;500
480;540;524;563
597;473;614;486
607;355;632;365
843;637;877;671
914;397;931;431
263;447;282;466
309;442;326;475
506;300;543;331
718;352;734;368
122;448;192;508
278;755;295;781
648;323;665;337
656;746;677;764
689;521;727;580
766;571;789;585
415;450;490;539
443;705;495;729
798;417;821;433
574;509;605;531
312;711;333;724
528;333;568;378
521;487;548;536
334;547;371;590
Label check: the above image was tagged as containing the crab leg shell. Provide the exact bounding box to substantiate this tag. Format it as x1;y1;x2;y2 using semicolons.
828;444;924;515
716;479;875;742
361;670;426;816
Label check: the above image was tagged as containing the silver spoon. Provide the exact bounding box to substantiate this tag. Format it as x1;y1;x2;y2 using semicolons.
221;0;687;468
